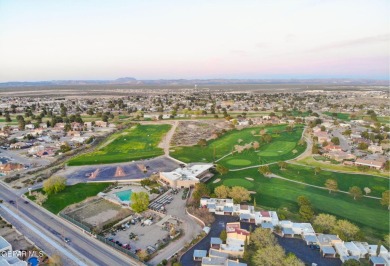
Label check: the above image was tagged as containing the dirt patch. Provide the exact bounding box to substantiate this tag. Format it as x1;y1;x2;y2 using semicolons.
171;120;230;146
0;218;34;251
64;198;132;229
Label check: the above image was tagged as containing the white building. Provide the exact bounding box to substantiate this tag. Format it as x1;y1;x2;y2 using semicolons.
160;164;213;188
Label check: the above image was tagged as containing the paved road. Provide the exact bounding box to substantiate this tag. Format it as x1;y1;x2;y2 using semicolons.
149;191;202;265
276;235;342;266
180;215;239;266
157;120;178;156
330;129;350;152
0;183;144;266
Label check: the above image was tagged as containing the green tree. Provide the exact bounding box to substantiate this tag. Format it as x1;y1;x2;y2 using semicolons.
342;259;361;266
297;196;311;207
250;228;277;249
357;142;368;150
314;166;321;176
192;183;210;203
219;229;227;242
214;185;231;198
278;161;287;170
380;190;389;210
349;186;363;200
215;164;229;175
229;186;251;203
262;134;272;143
284;253;304;266
252;245;285;266
313;214;336;233
325;179;338;193
131;192;149;213
334;220;360;241
299;204;314;222
197;139;207;147
258;165;271;175
331;137;340;145
312;145;319;154
43;176;67;195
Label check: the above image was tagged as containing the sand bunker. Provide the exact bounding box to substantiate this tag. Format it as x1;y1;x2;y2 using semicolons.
213;178;221;184
245;177;254;181
89;168;100;179
249;191;257;194
115;166;126;177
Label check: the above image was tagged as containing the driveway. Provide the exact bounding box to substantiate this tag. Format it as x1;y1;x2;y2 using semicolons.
277;235;342;266
180;215;239;266
149;190;203;265
331;129;350;152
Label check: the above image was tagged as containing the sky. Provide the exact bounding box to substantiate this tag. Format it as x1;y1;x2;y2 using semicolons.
0;0;389;82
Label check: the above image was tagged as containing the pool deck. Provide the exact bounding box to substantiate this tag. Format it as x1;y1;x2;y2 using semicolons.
99;185;156;206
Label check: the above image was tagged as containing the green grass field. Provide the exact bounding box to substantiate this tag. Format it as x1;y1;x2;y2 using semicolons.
323;112;351;121
297;156;389;178
27;183;111;214
207;168;389;238
269;163;389;198
171;124;306;168
68;124;171;165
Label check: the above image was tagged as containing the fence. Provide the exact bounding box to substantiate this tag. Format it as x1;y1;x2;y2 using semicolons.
96;235;141;261
59;212;91;233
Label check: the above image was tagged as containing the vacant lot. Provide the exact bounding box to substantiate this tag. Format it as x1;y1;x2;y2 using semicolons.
171;124;306;168
269;163;389;198
27;183;111;213
207;168;389;240
64;198;132;229
68;124;171;165
171;120;230;146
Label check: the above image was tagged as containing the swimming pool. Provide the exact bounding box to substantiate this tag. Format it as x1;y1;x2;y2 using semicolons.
115;189;132;202
27;257;39;266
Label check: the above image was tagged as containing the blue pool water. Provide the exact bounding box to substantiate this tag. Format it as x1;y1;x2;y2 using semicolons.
115;189;132;202
28;257;39;266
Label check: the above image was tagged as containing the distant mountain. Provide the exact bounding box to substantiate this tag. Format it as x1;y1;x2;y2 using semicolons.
0;77;388;87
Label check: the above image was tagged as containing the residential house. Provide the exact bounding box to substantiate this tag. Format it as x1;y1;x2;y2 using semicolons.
95;120;108;127
0;163;24;174
368;145;383;154
314;131;330;144
194;250;208;261
354;158;384;170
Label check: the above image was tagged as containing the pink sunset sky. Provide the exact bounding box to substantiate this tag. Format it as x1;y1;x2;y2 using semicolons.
0;0;389;81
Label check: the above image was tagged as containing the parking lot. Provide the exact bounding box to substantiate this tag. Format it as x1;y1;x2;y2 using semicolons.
103;189;186;257
63;156;180;182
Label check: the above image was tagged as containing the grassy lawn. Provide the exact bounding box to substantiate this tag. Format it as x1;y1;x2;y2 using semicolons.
269;163;389;198
297;156;389;178
171;124;306;168
207;169;389;239
27;183;111;214
323;112;351;121
68;124;171;165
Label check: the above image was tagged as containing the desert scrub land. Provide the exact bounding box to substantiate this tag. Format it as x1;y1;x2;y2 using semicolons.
68;124;171;166
63;198;132;232
170;120;230;146
171;124;306;168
